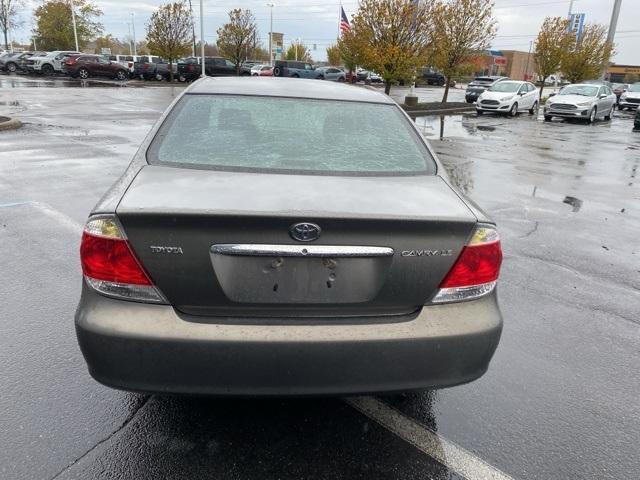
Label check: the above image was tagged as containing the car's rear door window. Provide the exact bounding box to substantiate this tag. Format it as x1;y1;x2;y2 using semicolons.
147;94;436;175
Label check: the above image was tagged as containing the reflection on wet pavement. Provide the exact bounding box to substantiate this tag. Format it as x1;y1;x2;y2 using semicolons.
54;396;463;480
563;195;583;212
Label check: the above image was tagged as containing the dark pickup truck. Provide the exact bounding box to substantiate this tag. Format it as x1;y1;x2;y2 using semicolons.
421;68;446;86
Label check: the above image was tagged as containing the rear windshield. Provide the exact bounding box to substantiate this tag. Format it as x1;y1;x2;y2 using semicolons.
489;81;521;92
147;94;436;175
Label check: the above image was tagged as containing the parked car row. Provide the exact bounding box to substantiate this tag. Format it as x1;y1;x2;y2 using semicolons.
473;78;639;126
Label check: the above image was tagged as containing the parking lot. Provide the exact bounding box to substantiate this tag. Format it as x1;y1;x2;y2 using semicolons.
1;76;639;480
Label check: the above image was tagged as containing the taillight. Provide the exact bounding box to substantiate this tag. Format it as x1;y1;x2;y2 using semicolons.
80;215;166;303
431;224;502;303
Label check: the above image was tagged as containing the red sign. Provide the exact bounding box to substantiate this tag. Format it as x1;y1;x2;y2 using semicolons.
494;56;507;65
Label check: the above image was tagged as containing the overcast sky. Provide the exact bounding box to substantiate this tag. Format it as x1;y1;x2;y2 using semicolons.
13;0;639;64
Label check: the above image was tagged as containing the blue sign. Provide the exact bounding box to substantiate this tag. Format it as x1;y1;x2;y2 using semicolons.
568;13;585;40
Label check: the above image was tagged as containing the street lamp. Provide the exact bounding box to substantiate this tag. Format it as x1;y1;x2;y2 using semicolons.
200;0;205;77
69;0;79;52
131;13;137;56
266;3;275;66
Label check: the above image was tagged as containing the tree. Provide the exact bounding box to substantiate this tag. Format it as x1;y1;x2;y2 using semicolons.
0;0;23;51
285;40;311;62
624;73;639;84
533;17;573;99
216;9;257;74
252;46;269;61
337;37;358;72
431;0;497;102
341;0;435;95
326;44;342;66
33;0;103;51
560;23;613;84
94;34;127;54
146;1;193;82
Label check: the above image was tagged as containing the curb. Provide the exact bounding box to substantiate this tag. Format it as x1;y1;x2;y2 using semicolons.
404;106;475;116
0;116;22;131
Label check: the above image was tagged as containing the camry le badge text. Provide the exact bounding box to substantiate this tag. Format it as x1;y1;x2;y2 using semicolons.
401;249;453;257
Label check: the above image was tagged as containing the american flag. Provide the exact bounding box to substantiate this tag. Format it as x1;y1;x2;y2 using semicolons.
340;7;351;34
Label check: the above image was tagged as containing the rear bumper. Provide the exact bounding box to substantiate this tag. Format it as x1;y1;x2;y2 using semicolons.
75;286;503;396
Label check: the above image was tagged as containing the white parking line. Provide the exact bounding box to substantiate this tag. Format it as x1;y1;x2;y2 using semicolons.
0;200;83;233
346;396;515;480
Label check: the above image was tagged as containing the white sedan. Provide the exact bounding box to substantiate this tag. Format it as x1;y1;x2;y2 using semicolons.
250;64;268;76
476;80;539;117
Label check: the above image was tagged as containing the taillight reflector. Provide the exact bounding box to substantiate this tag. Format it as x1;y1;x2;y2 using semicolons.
80;215;166;303
439;241;502;288
431;225;502;304
80;233;151;285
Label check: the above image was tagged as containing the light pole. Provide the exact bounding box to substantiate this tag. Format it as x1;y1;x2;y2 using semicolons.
69;0;79;51
602;0;622;80
131;13;137;56
127;22;133;55
266;3;275;66
188;0;197;56
568;0;574;16
200;0;205;77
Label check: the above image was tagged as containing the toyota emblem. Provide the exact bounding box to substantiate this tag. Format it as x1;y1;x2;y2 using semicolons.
289;222;321;242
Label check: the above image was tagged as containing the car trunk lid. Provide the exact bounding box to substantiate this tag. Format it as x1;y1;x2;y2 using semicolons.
116;165;478;318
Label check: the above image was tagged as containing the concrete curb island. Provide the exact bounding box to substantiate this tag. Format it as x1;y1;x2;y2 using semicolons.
0;116;22;131
401;102;475;116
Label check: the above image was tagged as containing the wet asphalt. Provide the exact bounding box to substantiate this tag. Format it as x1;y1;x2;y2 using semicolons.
0;75;639;480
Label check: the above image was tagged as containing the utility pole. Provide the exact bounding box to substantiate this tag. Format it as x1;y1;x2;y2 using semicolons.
131;13;137;56
188;0;196;56
200;0;205;77
524;40;532;81
69;0;79;51
267;3;275;66
606;0;622;45
602;0;622;80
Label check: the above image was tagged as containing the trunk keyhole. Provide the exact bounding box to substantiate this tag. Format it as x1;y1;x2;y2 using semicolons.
326;281;332;289
273;283;279;292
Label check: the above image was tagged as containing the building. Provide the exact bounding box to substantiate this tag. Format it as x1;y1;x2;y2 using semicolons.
470;50;535;81
501;50;536;81
607;64;640;83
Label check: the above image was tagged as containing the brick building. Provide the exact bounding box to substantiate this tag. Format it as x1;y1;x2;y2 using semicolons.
501;50;536;81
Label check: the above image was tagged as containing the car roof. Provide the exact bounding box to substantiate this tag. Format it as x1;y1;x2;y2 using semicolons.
187;77;395;104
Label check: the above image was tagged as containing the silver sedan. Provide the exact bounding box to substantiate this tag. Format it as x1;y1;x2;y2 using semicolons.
544;83;617;123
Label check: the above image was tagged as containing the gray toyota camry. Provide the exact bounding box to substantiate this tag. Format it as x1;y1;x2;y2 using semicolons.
75;77;503;395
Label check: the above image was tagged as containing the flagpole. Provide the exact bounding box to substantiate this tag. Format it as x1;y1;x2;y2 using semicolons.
338;2;341;39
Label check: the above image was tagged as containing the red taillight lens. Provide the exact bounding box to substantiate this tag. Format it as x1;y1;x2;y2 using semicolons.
439;241;502;288
80;215;166;303
432;225;502;304
80;233;151;285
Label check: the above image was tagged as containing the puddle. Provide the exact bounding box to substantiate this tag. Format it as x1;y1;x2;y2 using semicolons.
413;114;491;140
